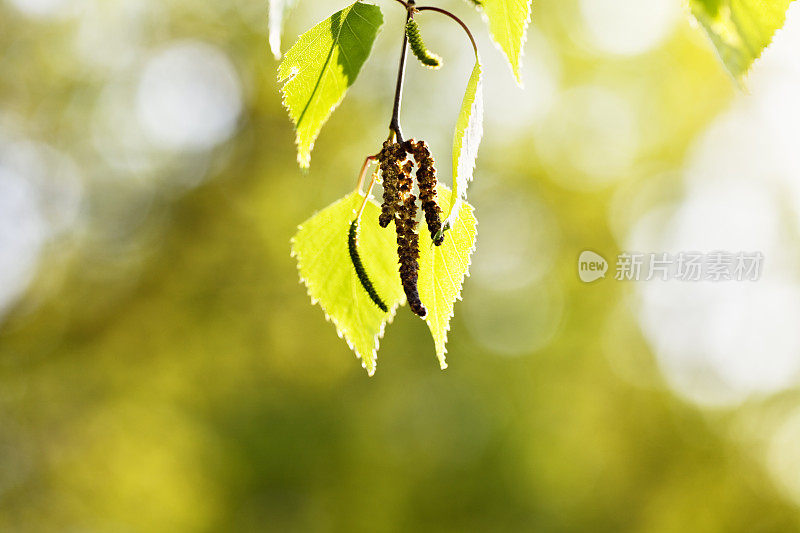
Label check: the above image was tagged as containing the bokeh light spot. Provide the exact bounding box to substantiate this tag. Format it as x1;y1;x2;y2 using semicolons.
537;85;639;190
578;0;681;56
464;280;564;357
137;41;242;152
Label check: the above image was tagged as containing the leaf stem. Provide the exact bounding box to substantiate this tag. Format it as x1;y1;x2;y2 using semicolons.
355;153;379;192
356;170;378;221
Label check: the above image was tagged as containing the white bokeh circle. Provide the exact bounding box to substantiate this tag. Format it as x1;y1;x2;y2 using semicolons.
137;41;242;151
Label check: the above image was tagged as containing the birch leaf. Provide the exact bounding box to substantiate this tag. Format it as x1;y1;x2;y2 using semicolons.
291;192;404;375
278;2;383;168
418;186;478;369
476;0;532;85
689;0;795;81
443;57;483;230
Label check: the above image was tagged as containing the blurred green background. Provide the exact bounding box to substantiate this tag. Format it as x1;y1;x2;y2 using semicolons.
3;0;800;531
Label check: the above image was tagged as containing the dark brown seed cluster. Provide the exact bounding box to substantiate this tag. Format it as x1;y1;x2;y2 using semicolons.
406;139;444;246
396;192;426;317
378;140;407;228
376;139;445;318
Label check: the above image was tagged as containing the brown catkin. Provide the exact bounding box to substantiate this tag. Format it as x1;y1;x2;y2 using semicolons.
396;193;426;317
378;141;406;228
377;139;427;318
407;140;444;245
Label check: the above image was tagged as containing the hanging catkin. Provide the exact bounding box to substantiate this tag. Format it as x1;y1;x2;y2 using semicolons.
348;219;388;312
378;140;427;317
396;192;427;317
406;20;442;69
378;140;406;228
406;139;444;246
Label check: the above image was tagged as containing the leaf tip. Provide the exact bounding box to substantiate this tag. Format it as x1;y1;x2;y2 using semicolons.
512;68;524;88
295;130;313;168
297;153;311;169
269;35;283;61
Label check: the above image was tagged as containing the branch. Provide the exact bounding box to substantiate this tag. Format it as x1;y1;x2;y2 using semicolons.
388;0;415;142
387;1;479;141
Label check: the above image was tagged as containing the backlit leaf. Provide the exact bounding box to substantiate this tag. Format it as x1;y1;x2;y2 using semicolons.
278;2;383;168
444;57;483;229
291;192;404;375
476;0;532;85
418;186;477;369
689;0;795;80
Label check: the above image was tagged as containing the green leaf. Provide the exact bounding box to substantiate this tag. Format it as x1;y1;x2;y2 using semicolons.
477;0;532;85
418;186;478;369
278;2;383;168
267;0;297;60
291;192;405;375
444;57;483;228
689;0;795;80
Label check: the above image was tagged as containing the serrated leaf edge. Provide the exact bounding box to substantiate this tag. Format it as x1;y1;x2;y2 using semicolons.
478;0;532;87
446;59;483;227
277;2;384;168
688;0;796;83
423;195;478;370
290;194;401;376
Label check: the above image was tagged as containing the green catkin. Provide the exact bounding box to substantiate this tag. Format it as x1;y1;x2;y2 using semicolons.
406;20;442;69
348;219;389;313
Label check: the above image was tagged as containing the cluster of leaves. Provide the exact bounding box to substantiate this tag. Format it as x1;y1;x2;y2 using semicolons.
273;0;794;374
292;186;476;375
275;0;525;170
276;0;506;374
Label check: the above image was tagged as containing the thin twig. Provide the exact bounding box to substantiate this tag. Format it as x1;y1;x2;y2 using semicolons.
356;171;378;221
356;153;379;192
415;6;478;57
386;1;478;142
388;0;415;142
